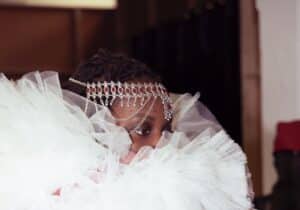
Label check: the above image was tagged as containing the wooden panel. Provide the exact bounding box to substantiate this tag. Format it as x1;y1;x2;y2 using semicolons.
0;7;116;77
240;0;262;196
0;0;117;9
0;7;74;75
78;10;116;61
156;0;186;22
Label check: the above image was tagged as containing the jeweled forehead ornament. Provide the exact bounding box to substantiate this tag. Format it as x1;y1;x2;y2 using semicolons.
68;78;173;121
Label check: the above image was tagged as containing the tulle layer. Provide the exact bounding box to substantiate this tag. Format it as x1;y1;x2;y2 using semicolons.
0;71;254;210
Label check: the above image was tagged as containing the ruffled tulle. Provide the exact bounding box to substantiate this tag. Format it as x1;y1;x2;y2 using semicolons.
0;71;254;210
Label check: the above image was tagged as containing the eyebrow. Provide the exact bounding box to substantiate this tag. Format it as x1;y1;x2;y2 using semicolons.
131;113;155;122
135;114;171;129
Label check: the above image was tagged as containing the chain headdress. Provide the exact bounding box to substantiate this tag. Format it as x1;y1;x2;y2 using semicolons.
68;78;173;121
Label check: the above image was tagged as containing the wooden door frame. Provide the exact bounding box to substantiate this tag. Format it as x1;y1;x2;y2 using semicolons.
240;0;262;196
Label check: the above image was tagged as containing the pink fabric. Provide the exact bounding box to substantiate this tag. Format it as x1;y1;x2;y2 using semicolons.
274;121;300;152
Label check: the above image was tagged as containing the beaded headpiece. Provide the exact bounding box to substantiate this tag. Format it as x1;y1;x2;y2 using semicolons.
68;78;173;121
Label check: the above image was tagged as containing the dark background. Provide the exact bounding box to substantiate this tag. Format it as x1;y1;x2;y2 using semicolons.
0;0;241;144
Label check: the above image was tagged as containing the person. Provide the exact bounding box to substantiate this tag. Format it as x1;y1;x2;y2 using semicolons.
63;49;222;160
64;49;172;158
0;49;254;210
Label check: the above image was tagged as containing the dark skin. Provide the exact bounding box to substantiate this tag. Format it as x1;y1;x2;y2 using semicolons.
111;97;171;154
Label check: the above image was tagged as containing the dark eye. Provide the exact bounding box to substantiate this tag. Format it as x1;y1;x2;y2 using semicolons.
133;125;152;137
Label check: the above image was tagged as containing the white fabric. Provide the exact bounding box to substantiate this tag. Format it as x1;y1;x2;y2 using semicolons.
0;71;254;210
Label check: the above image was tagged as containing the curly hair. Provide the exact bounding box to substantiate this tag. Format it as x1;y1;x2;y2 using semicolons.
63;49;161;98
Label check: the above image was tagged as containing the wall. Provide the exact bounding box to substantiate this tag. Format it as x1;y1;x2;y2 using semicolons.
0;0;191;77
0;6;116;77
256;0;300;194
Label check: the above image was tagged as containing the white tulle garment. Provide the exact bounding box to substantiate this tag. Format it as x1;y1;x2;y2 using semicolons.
0;71;254;210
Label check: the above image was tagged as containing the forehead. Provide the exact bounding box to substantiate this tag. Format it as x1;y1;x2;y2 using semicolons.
111;97;165;122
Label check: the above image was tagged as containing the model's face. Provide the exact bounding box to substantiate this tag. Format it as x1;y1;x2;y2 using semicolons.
111;97;171;154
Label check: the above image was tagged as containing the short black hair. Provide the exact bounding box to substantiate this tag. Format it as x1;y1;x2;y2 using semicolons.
64;49;161;98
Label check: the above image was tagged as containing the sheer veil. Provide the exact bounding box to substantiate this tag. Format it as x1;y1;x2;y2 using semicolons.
0;71;255;210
